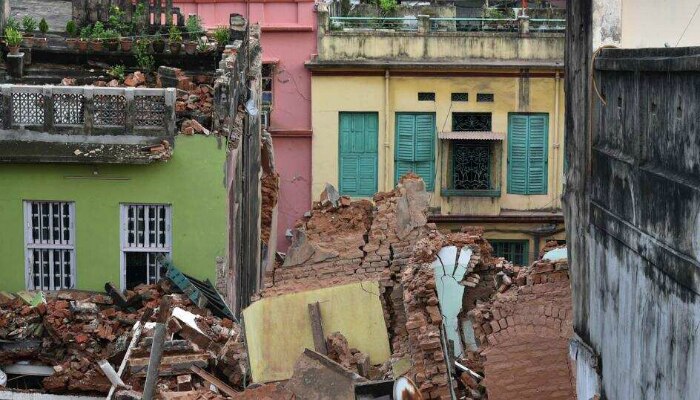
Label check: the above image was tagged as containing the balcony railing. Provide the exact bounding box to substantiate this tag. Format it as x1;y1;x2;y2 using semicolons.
0;85;177;136
329;16;565;33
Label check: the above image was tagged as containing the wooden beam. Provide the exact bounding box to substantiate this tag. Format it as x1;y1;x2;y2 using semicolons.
107;308;152;400
307;302;327;355
142;296;171;400
189;365;239;397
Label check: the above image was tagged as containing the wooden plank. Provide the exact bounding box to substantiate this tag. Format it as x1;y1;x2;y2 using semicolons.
307;302;327;355
189;365;239;397
107;308;152;400
129;354;209;377
142;296;171;400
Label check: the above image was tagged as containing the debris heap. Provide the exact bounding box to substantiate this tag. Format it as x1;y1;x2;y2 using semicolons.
0;282;247;398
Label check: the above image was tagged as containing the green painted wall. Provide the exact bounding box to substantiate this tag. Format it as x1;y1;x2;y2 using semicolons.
0;135;228;292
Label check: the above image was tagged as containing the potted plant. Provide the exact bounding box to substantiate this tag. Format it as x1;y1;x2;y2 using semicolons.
135;38;155;73
152;29;165;53
104;29;119;51
213;26;230;51
65;20;78;49
5;27;22;55
36;18;49;48
78;26;91;51
107;64;126;82
90;22;104;51
196;37;212;54
168;25;182;54
184;15;202;55
21;16;37;47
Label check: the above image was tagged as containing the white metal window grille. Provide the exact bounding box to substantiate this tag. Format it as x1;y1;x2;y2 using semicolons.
24;201;75;290
120;204;172;289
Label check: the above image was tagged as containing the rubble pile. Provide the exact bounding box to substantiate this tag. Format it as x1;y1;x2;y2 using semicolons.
465;242;574;400
0;283;247;398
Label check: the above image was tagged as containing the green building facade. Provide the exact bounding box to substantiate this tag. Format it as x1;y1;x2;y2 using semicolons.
0;135;228;293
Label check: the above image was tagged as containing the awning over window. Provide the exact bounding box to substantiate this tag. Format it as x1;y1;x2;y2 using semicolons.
438;131;505;140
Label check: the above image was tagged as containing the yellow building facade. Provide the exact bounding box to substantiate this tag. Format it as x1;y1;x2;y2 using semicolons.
309;9;566;264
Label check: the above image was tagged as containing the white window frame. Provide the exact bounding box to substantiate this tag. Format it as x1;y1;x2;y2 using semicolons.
23;201;76;291
119;203;172;290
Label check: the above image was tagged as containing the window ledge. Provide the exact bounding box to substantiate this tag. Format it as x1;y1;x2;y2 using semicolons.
441;188;502;197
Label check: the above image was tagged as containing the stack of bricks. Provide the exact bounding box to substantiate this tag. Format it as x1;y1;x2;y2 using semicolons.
400;263;452;400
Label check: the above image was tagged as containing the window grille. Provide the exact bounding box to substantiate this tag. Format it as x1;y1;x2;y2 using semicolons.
451;92;468;102
24;201;75;290
476;93;495;102
262;64;274;111
452;112;492;132
121;204;172;289
452;141;490;190
418;92;436;101
491;240;529;266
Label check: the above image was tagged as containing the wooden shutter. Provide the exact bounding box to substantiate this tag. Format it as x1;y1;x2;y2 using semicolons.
339;113;378;196
527;115;548;194
508;114;529;194
395;113;435;191
508;114;549;195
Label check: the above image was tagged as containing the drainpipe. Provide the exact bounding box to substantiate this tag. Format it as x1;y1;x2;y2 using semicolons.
552;70;561;208
384;69;391;191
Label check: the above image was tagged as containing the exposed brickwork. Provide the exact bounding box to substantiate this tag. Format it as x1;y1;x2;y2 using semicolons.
468;246;575;400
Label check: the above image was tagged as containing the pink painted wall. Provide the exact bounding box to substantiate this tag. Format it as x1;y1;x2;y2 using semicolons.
175;0;315;251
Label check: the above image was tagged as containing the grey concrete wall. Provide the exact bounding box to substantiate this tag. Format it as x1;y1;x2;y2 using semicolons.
566;4;700;398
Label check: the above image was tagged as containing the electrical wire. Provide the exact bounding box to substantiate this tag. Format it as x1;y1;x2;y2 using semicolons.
676;0;700;47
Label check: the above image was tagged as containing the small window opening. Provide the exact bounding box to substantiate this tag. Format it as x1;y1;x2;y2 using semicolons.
418;92;436;101
476;93;494;102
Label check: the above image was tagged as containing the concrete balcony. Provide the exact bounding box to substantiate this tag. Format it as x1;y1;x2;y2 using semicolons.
0;85;177;164
310;8;565;70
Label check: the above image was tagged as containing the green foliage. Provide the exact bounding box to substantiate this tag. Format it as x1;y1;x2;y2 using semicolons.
135;39;155;72
213;26;230;46
79;26;92;40
103;29;119;41
196;38;209;52
22;16;37;33
378;0;397;14
483;7;507;19
91;21;105;40
168;25;182;42
66;20;78;37
107;64;126;81
185;15;203;39
5;17;20;32
4;27;22;46
39;18;49;35
132;3;147;35
108;6;130;36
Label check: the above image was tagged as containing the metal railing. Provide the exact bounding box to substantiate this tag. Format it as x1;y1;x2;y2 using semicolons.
530;18;566;32
430;17;519;32
329;16;565;33
329;16;420;31
0;85;176;136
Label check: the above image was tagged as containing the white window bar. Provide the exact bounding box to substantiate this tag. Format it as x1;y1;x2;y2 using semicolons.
120;204;172;289
24;201;75;291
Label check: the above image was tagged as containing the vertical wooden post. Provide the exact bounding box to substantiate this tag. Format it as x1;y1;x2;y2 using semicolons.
307;302;327;355
142;296;171;400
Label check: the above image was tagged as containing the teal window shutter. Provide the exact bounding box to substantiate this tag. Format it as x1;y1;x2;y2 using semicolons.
527;114;548;194
395;113;435;190
339;112;378;196
508;114;549;195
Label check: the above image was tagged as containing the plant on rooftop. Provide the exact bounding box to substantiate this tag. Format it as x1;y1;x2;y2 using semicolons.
35;18;49;47
107;64;126;81
5;17;20;32
104;29;119;51
5;27;22;55
135;38;155;73
78;26;91;51
65;20;78;49
168;25;182;54
213;26;230;50
21;16;37;48
378;0;397;15
133;3;147;37
152;29;165;54
185;15;202;54
89;22;105;51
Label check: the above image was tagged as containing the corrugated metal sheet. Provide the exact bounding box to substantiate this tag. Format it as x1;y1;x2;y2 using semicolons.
438;131;505;140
